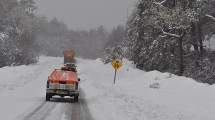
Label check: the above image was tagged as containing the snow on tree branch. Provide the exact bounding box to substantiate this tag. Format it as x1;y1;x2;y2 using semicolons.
154;21;180;38
153;0;166;6
206;14;215;21
162;30;180;38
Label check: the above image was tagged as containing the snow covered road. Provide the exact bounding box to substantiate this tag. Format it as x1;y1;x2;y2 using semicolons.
0;57;92;120
16;90;92;120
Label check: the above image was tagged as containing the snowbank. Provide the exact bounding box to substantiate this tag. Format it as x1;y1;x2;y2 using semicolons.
77;58;215;120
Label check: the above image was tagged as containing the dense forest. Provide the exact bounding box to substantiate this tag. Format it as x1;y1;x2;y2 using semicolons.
0;0;38;67
1;0;215;84
103;0;215;84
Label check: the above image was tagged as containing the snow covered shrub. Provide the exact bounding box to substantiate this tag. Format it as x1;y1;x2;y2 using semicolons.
101;47;123;64
149;83;160;89
167;73;172;78
154;77;159;80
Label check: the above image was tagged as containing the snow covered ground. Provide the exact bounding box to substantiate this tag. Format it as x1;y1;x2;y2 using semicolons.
0;56;214;120
77;58;215;120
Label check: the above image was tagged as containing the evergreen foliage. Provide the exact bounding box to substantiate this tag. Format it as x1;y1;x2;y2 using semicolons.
0;0;38;67
120;0;215;84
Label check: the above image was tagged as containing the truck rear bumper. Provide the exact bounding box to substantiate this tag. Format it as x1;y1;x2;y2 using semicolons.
46;89;79;97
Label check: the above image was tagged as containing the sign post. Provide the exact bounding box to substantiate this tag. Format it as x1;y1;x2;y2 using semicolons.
113;69;117;84
111;59;122;84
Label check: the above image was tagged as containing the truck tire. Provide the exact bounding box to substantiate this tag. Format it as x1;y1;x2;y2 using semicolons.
74;96;79;102
46;93;51;101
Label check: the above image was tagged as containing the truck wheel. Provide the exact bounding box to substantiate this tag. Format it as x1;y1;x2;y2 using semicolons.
74;96;79;102
46;94;51;101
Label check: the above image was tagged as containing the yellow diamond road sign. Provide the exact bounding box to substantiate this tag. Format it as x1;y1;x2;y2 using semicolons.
111;59;122;70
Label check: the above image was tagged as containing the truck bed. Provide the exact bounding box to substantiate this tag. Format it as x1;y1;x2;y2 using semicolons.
48;69;78;83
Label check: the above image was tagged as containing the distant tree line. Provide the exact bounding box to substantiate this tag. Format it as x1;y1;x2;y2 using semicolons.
35;16;125;59
102;0;215;84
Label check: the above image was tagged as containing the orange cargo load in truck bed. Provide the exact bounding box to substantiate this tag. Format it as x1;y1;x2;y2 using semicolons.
48;70;78;84
63;50;75;57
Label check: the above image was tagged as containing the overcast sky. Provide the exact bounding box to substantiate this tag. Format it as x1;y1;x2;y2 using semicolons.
34;0;136;31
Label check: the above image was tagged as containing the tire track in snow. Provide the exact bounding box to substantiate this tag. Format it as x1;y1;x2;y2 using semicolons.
62;89;93;120
15;101;58;120
15;89;93;120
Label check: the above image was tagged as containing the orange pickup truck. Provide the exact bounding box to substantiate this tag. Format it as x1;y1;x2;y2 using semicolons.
46;66;80;102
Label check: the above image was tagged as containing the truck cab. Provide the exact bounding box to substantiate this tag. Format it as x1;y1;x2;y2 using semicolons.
64;63;77;72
